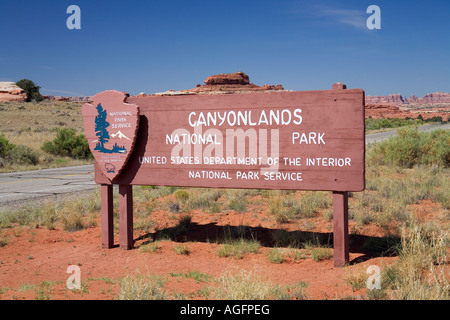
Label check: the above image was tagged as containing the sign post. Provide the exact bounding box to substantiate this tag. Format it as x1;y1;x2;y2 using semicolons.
331;82;350;267
83;82;365;267
100;184;113;249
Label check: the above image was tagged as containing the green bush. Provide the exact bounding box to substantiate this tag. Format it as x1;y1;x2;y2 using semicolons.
365;118;422;132
173;189;189;202
368;127;449;168
0;135;40;167
8;145;39;165
42;128;92;159
0;134;15;158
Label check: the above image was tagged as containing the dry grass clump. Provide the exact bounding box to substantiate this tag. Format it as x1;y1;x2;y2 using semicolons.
383;223;449;300
217;238;260;259
117;274;168;300
0;190;100;231
344;221;449;300
212;269;284;300
268;190;331;223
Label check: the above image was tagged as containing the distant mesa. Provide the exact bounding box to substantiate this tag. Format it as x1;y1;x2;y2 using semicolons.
365;92;450;106
365;92;450;120
149;71;285;96
204;71;250;86
0;82;27;102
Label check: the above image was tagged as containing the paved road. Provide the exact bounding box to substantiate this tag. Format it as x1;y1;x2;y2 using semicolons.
0;123;448;207
0;165;96;208
365;122;450;145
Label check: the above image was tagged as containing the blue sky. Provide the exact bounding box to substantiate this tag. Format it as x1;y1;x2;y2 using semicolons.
0;0;449;97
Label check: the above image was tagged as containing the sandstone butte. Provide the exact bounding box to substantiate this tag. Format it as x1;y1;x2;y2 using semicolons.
145;71;285;96
0;82;27;102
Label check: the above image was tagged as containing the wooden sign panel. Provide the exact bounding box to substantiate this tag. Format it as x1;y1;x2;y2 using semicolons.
91;88;365;192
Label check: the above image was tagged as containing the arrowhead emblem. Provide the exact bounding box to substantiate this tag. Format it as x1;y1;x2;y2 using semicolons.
82;90;140;182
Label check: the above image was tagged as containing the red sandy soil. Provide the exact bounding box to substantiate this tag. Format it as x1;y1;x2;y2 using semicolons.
0;192;444;301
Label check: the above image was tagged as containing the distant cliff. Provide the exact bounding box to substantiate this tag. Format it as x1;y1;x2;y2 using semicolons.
365;92;450;105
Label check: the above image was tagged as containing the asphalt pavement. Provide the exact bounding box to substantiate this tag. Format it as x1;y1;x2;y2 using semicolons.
365;122;450;145
0;165;96;208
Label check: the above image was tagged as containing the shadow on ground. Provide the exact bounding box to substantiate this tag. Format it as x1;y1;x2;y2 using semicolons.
134;221;401;265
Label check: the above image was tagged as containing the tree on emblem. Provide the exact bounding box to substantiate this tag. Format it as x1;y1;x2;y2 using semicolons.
94;104;110;152
94;104;126;154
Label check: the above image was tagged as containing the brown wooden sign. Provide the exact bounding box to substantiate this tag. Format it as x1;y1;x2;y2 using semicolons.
92;88;365;192
84;83;365;267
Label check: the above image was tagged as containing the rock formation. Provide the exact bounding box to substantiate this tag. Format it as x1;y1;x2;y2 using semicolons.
204;71;250;86
0;82;27;102
365;92;450;120
152;72;284;96
365;92;450;106
365;104;449;120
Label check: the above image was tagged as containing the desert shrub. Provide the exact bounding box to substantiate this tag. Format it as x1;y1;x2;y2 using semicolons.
8;145;39;165
59;208;84;232
39;201;58;230
42;128;92;159
368;127;449;167
381;223;449;299
268;191;301;223
226;189;247;212
0;134;15;158
424;116;443;123
173;189;189;202
419;129;450;167
187;188;222;211
365;117;422;132
299;192;331;217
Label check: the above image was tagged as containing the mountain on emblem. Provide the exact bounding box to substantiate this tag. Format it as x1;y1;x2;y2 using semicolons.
110;130;131;140
82;90;140;182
